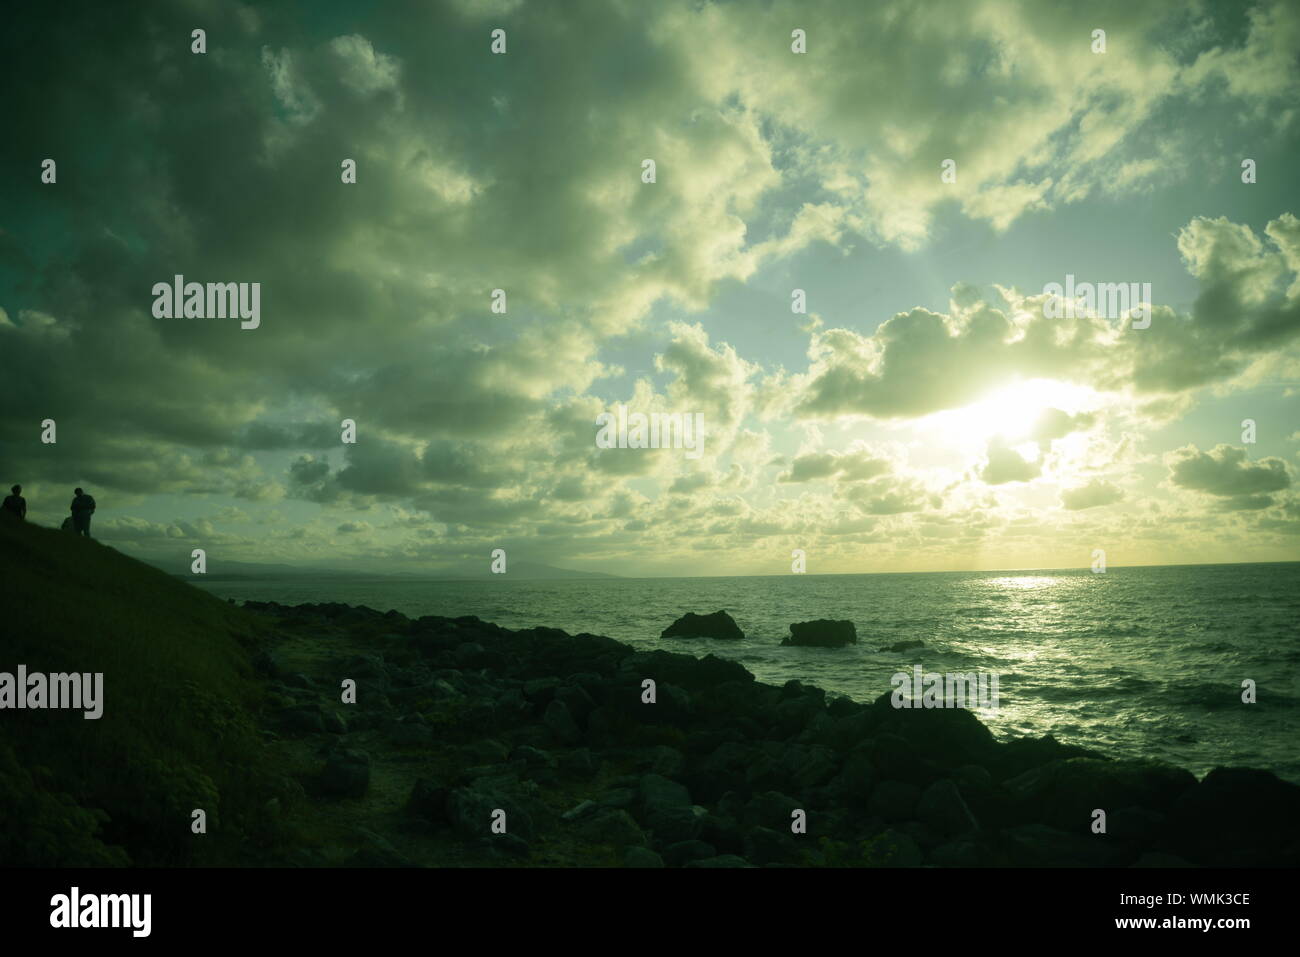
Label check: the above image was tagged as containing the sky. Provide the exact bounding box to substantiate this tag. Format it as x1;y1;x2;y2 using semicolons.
1;0;1299;578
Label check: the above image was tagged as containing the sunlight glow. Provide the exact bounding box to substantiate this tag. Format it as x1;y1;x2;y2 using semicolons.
928;378;1099;446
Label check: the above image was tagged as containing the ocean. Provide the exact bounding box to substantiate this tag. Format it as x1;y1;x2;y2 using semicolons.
194;562;1300;783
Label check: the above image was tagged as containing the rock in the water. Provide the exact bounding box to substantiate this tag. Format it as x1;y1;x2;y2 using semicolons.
660;610;745;640
882;639;925;652
782;620;857;647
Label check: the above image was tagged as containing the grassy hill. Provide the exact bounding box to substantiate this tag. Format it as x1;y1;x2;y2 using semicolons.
0;518;279;865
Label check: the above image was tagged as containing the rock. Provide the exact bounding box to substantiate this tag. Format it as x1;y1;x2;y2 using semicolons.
662;840;717;867
660;610;745;640
543;699;582;746
743;826;799;865
1001;824;1128;867
638;773;691;811
556;683;597;723
684;855;750;868
341;653;390;691
322;710;348;734
782;620;857;647
789;746;838;789
927;840;982;867
319;749;371;798
278;705;325;733
1165;767;1300;866
882;639;925;652
576;808;646;848
598;787;637;809
868;700;998;775
744;791;803;829
562;800;599;822
831;749;876;802
408;778;450;823
623;846;665;868
389;722;434;746
699;812;745;855
1004;757;1196;833
648;745;686;778
345;830;417;867
460;739;509;764
899;820;942;850
523;677;562;705
645;805;708;846
490;834;531;860
869;780;921;822
917;779;979;837
453;642;486;667
510;745;557;770
559;748;597;777
863;828;924;867
447;785;536;841
1107;806;1165;845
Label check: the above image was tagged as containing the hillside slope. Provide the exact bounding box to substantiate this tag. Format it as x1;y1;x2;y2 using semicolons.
0;518;278;865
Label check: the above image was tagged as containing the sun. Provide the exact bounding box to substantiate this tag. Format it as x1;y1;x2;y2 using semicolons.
929;378;1097;446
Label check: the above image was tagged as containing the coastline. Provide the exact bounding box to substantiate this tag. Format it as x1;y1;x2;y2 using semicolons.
239;599;1300;867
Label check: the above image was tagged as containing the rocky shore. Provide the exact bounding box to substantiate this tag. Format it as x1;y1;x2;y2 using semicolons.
246;600;1300;868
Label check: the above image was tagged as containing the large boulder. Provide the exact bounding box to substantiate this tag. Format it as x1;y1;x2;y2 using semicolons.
782;620;857;647
1165;767;1300;866
1003;757;1195;833
660;610;744;640
318;749;371;798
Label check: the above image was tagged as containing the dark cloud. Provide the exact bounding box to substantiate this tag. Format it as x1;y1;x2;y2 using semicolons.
1167;444;1291;505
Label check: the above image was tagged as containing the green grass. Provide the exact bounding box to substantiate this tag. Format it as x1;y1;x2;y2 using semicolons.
0;518;278;865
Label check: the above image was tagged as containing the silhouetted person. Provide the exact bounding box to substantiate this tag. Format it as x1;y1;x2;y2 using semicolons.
2;484;25;520
70;487;96;537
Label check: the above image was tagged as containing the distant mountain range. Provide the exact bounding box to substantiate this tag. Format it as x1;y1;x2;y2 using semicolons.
147;557;619;581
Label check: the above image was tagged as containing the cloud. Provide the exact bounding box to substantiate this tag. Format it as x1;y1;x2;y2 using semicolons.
1167;444;1291;509
980;443;1042;485
1061;479;1125;510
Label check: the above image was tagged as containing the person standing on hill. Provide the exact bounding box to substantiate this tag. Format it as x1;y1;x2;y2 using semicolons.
70;487;96;537
2;485;25;520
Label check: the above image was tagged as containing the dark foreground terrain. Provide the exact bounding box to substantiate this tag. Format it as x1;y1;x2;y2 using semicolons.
2;518;1297;867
